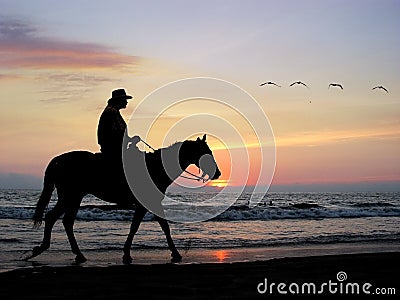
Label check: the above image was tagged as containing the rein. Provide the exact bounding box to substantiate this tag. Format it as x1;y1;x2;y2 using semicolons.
139;139;208;183
139;138;156;152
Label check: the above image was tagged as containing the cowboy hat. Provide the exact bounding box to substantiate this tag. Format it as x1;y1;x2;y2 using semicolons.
109;88;133;101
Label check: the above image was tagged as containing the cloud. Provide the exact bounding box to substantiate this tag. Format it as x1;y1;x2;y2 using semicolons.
0;18;138;70
0;74;22;80
37;73;120;103
274;126;400;148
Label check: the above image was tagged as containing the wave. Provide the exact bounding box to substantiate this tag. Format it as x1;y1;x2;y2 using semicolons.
1;202;399;222
213;203;400;221
0;238;22;243
350;202;395;207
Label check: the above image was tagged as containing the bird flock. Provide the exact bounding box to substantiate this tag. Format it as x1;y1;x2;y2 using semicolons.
259;81;389;93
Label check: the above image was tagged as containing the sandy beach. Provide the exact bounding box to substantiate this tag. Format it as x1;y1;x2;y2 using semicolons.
1;251;398;299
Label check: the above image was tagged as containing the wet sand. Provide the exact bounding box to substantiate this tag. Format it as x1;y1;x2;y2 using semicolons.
1;252;398;299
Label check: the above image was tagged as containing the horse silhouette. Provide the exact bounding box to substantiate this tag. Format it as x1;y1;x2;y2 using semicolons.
25;134;221;264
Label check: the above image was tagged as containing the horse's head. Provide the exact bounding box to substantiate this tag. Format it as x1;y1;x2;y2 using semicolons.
183;134;221;180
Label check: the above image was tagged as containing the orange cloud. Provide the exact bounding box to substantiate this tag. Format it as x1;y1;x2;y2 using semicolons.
0;74;22;80
275;126;400;148
0;18;138;69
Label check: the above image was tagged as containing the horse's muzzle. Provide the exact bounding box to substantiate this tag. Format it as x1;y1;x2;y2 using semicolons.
211;168;221;180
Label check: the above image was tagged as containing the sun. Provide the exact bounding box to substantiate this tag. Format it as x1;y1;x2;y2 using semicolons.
210;180;228;188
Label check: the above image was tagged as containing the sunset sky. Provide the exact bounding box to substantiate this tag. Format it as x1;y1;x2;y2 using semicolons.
1;0;399;190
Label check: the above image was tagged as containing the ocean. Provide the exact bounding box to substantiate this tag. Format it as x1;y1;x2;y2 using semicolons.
0;189;399;271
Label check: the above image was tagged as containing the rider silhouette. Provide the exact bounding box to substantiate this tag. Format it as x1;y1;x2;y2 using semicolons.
97;89;140;190
98;88;140;156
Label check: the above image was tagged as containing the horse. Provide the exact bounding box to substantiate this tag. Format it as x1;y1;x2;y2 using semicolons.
25;134;221;264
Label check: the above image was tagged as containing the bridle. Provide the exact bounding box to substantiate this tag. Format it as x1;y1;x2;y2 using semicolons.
180;169;208;183
139;138;209;183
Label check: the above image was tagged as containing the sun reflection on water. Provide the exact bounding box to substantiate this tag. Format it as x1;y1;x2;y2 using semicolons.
214;250;230;262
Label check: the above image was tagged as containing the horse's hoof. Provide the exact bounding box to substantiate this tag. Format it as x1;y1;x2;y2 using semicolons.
31;246;44;257
122;254;133;265
75;254;87;264
171;252;182;263
22;245;45;261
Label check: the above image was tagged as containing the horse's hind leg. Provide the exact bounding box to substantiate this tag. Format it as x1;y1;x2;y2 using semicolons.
28;202;65;260
62;197;86;264
155;216;182;263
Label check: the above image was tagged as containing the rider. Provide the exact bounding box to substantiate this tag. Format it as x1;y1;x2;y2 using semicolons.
98;88;140;156
97;88;140;180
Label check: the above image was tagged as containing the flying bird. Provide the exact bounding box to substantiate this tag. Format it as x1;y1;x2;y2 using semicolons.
329;83;343;90
372;86;389;93
259;81;281;87
289;81;309;88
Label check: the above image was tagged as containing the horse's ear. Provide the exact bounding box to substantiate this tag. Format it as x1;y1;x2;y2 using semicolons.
196;137;201;142
202;134;206;142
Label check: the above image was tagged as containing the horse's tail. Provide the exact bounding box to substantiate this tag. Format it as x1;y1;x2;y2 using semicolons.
33;158;58;228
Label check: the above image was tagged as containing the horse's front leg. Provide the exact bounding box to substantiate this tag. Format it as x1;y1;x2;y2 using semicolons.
123;205;147;264
155;216;182;263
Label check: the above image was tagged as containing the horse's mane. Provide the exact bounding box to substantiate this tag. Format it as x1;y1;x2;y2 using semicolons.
144;141;187;164
146;141;183;156
144;140;199;164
